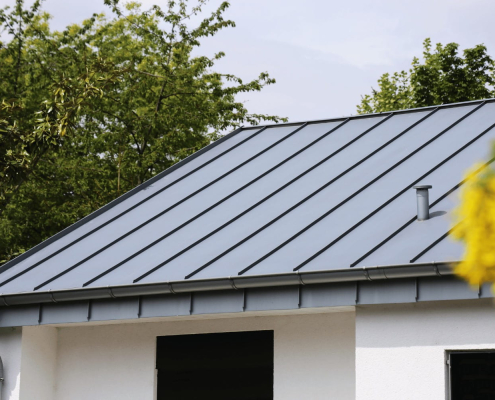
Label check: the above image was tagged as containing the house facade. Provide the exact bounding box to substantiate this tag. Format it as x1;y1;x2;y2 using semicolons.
1;99;495;399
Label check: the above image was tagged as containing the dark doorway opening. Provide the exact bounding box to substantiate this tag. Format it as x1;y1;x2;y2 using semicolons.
156;330;274;400
449;351;495;400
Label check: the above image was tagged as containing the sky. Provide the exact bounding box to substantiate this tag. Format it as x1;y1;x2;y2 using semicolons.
3;0;495;122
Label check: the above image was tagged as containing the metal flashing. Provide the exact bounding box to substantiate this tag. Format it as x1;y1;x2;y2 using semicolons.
0;262;456;307
0;270;486;328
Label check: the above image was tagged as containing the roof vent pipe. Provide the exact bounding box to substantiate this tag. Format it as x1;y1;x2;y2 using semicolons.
413;185;432;221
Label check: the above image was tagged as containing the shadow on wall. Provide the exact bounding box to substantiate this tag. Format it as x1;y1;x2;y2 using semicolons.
0;327;22;400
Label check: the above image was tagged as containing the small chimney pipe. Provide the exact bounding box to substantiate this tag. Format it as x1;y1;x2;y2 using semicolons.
413;185;432;221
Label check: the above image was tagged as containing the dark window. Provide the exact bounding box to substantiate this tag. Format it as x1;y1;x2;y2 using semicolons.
156;330;273;400
449;351;495;400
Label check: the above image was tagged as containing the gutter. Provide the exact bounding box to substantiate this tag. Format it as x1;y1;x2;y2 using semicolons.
0;262;455;307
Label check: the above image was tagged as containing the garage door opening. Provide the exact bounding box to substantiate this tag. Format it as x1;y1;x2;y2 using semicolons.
448;351;495;400
156;330;274;400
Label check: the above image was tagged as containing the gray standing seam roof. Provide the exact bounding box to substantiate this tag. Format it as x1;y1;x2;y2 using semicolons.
1;99;495;303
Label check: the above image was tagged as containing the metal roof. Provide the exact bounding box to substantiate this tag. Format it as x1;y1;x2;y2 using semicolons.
2;99;495;305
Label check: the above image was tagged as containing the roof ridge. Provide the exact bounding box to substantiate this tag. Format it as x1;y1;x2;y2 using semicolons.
247;98;495;129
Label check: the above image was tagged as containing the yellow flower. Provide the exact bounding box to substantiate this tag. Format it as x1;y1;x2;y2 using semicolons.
454;163;495;286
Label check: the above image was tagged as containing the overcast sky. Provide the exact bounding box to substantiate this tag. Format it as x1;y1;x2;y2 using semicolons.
4;0;495;122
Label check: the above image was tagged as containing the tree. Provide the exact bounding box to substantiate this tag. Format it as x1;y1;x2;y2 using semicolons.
357;39;495;114
0;0;285;263
0;1;120;207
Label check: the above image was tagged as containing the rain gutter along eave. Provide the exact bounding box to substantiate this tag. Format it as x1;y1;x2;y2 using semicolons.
0;261;456;306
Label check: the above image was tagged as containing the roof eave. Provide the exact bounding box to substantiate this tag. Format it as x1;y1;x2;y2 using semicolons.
0;261;456;306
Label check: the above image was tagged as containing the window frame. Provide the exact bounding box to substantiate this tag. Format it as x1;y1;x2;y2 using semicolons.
446;349;495;400
155;329;274;400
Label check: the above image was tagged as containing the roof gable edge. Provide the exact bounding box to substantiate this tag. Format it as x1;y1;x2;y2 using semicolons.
0;126;246;274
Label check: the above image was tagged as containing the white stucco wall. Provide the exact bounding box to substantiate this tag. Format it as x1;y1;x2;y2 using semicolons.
0;326;58;400
53;310;355;400
356;299;495;400
0;327;22;400
19;326;57;400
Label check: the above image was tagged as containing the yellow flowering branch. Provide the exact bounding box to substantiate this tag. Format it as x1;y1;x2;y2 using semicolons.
453;158;495;286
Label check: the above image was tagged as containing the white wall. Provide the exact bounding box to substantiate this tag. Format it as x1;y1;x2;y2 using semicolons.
356;299;495;400
54;310;355;400
0;326;58;400
19;326;57;400
0;328;22;400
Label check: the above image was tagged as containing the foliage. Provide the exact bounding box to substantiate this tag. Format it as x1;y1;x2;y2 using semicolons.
357;39;495;114
0;67;120;204
452;160;495;286
0;0;284;263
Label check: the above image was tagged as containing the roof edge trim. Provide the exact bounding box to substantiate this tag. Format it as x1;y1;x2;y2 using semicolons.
0;262;456;306
247;98;495;129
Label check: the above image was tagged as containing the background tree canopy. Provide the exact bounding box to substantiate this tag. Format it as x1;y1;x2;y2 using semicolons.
357;38;495;114
0;0;285;263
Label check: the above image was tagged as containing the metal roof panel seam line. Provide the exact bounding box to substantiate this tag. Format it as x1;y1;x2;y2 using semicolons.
30;123;308;291
350;160;494;267
131;114;395;282
0;126;246;274
0;125;257;276
293;121;495;272
234;103;485;275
